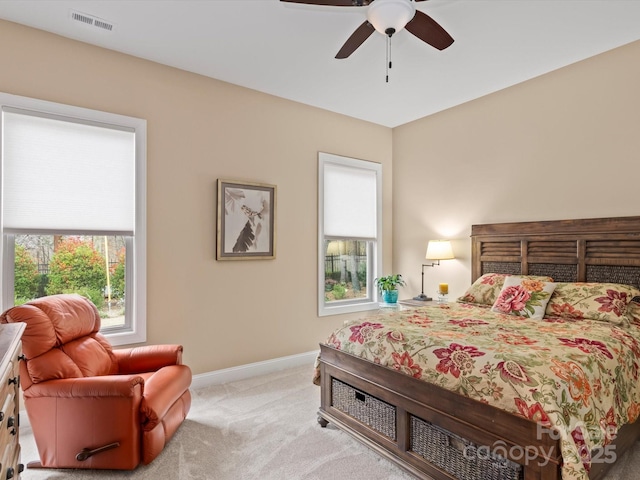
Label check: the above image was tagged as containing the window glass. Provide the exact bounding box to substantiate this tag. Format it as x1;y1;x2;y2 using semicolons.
323;239;369;303
14;234;127;328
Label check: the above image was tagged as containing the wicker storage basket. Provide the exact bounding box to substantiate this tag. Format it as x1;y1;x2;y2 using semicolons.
331;379;396;440
410;416;523;480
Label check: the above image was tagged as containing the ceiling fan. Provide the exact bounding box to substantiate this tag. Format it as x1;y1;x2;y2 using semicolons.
281;0;454;59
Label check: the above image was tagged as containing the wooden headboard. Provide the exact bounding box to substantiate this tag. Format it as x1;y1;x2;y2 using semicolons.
471;216;640;288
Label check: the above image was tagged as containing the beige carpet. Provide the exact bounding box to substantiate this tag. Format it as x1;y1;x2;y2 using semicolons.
19;365;640;479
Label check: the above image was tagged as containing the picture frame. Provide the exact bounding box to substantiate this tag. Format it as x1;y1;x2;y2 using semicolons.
216;179;276;260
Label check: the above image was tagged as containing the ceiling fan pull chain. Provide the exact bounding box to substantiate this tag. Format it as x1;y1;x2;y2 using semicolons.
386;34;392;83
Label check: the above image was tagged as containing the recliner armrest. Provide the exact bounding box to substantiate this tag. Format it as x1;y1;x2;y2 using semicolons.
140;364;191;431
114;344;183;374
24;374;145;399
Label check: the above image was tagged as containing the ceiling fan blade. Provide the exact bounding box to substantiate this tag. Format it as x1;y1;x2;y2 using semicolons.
405;10;454;50
280;0;427;4
280;0;371;6
335;21;375;59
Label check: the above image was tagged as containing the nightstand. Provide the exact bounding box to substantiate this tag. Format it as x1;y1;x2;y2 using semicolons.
376;302;402;311
398;299;436;308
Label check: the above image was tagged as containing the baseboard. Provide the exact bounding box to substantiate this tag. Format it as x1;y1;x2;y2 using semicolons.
19;350;319;420
190;350;319;390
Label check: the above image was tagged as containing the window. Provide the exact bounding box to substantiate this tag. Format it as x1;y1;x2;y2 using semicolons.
0;92;146;345
318;152;382;316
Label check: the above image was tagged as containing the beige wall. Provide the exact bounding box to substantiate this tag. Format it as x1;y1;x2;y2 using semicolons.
392;40;640;302
0;20;393;374
3;19;639;375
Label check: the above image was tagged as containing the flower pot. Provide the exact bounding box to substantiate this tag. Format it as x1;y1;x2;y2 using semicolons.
382;290;398;304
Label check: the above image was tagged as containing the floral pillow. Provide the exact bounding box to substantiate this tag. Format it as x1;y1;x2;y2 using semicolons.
491;276;556;319
627;296;640;325
457;273;553;307
544;283;640;325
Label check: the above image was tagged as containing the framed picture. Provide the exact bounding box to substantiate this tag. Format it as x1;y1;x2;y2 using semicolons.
216;179;276;260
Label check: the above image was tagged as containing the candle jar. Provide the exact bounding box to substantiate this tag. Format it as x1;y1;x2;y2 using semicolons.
437;283;449;304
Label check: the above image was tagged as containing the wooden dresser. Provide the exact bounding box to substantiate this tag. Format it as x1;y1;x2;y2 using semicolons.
0;323;25;480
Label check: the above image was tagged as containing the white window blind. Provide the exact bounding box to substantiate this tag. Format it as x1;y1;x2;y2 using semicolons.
323;161;377;238
2;107;135;234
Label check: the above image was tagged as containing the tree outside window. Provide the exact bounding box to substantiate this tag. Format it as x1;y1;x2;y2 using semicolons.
14;234;126;327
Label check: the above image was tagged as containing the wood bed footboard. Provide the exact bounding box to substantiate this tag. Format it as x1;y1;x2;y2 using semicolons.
318;344;561;480
318;345;640;480
317;216;640;480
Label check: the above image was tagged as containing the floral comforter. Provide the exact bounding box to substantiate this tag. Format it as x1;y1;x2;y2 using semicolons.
318;303;640;480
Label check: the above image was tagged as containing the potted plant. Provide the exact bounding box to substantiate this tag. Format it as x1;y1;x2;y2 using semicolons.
375;274;406;304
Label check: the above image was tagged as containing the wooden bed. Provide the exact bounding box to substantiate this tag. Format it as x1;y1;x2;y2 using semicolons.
316;216;640;480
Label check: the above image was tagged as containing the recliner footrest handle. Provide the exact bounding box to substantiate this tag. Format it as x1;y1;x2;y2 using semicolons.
76;442;120;461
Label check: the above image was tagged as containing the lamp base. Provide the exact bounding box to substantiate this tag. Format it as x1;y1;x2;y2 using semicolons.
413;293;432;301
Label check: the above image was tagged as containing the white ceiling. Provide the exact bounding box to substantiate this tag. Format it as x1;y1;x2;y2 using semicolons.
1;0;640;127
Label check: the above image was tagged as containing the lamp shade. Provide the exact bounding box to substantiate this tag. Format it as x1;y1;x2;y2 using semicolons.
367;0;416;35
425;240;454;261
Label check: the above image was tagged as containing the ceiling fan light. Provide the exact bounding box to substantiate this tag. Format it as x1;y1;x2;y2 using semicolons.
366;0;416;36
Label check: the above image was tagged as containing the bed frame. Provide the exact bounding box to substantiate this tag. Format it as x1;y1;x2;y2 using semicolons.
317;216;640;480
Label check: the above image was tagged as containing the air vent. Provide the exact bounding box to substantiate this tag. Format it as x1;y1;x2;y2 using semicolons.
70;10;114;32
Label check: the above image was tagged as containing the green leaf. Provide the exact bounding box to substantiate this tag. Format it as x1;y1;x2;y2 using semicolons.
583;410;595;424
466;375;482;385
232;220;255;253
531;390;543;402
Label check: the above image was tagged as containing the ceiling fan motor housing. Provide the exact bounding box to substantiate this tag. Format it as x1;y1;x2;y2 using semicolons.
367;0;416;35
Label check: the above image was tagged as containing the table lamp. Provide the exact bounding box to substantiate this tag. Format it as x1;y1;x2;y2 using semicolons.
413;239;454;301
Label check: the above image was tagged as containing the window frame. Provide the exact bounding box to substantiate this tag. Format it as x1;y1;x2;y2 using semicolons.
0;92;146;345
318;152;382;316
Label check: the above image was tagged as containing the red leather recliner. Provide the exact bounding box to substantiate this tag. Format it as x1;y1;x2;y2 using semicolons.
0;293;192;469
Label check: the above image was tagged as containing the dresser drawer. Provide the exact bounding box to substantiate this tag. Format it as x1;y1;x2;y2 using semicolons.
0;363;11;400
0;325;24;480
0;391;17;447
0;362;13;436
0;359;20;400
0;441;21;480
